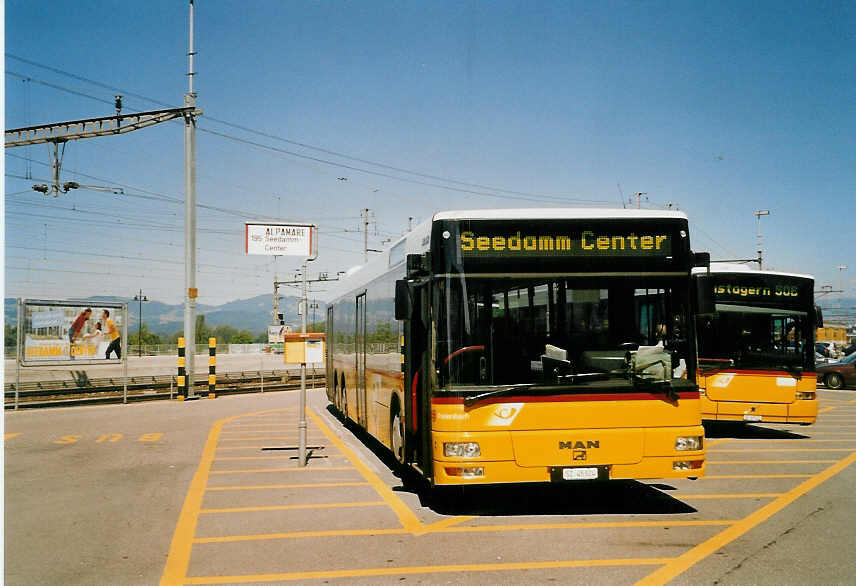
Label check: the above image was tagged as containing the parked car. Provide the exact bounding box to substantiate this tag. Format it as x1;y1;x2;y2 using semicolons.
817;352;856;390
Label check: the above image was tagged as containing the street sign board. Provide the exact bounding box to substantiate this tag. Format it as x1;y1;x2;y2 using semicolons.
245;222;314;256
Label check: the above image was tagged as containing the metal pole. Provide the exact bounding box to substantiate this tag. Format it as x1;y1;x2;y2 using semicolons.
122;303;128;404
16;299;22;410
184;0;198;398
299;262;308;466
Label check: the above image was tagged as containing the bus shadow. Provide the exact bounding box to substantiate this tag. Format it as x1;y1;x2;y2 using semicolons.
325;405;697;516
413;481;697;516
704;421;810;440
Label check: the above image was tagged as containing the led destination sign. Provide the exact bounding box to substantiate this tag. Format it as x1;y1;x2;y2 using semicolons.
460;229;672;257
710;274;811;310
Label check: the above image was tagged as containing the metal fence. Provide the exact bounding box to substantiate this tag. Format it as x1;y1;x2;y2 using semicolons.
5;343;270;358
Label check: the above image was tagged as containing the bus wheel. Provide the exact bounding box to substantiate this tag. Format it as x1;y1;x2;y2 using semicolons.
391;409;405;464
825;373;844;390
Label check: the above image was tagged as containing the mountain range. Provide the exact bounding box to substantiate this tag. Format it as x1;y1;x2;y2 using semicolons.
5;294;326;336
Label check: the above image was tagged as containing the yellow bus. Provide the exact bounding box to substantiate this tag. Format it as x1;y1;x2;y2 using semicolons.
693;264;819;425
326;209;710;486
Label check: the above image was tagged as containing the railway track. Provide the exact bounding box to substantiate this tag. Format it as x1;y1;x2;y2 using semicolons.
4;369;325;409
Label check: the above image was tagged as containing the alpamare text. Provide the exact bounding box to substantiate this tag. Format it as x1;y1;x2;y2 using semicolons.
461;231;669;253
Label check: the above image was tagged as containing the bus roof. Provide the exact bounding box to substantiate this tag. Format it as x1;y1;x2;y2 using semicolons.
432;208;689;221
692;262;814;281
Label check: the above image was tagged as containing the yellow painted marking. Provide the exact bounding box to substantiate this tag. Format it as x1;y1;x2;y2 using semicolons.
5;433;21;440
213;455;346;461
704;474;813;479
635;450;856;586
200;501;386;514
96;434;123;443
679;493;782;499
53;434;82;444
160;408;291;586
413;515;474;536
139;433;163;442
209;466;355;474
819;407;837;414
850;396;856;404
308;407;423;532
214;446;296;451
707;460;837;464
194;528;406;543
704;439;731;447
206;481;369;491
184;557;673;584
218;436;327;442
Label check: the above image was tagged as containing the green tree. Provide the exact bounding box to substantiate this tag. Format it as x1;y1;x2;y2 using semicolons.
195;315;211;344
128;323;162;346
5;324;18;348
231;329;255;344
212;324;239;344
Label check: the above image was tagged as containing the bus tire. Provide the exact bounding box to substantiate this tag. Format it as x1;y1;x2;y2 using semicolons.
825;373;844;390
390;407;405;464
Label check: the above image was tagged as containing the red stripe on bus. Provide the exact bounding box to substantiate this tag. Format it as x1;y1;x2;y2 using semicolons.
431;391;699;405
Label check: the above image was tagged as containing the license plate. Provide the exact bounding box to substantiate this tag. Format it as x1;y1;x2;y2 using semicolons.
562;467;598;480
744;414;762;422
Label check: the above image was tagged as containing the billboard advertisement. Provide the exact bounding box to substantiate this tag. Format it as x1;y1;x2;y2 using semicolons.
245;222;314;256
20;299;127;365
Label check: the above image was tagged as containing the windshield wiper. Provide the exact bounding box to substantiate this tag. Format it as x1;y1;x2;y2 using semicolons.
626;372;679;402
463;384;535;407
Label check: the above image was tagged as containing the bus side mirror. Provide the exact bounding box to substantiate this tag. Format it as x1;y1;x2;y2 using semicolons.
815;305;824;329
693;251;711;269
395;280;412;320
694;274;715;316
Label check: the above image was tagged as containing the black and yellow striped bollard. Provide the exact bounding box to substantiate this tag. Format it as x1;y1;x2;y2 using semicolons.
177;337;186;399
208;337;216;398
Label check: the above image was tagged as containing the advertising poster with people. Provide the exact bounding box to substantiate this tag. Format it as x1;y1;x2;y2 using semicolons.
21;300;126;365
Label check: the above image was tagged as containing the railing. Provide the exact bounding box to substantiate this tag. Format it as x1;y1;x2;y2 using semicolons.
5;343;272;357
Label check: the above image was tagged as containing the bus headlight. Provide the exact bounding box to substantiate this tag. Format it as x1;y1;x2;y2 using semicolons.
444;442;481;457
795;392;816;401
675;436;703;451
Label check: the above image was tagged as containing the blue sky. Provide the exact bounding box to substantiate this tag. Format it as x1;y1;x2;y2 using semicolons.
4;1;855;309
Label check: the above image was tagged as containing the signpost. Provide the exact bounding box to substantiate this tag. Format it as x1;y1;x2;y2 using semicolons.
245;222;317;466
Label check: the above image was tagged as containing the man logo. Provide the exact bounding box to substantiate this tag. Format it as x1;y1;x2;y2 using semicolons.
573;449;587;461
559;440;600;450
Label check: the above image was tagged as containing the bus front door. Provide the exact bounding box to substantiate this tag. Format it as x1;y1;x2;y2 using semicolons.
355;292;368;428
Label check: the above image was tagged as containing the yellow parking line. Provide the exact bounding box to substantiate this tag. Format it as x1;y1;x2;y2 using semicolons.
4;433;21;440
195;518;735;543
213;455;343;461
307;407;422;532
184;557;673;584
206;481;369;491
707;460;837;464
218;437;328;442
818;407;837;414
679;493;782;499
635;451;856;586
200;501;386;514
413;516;474;535
209;466;355;474
704;439;731;447
704;474;812;479
160;407;290;586
194;527;407;544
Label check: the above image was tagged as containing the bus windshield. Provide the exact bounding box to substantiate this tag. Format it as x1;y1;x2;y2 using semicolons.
434;276;694;391
697;307;813;371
